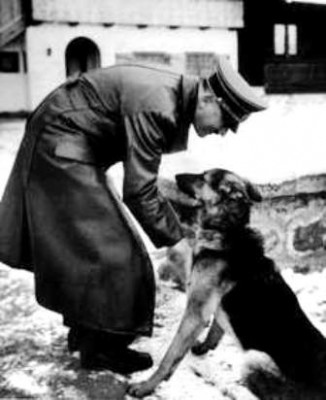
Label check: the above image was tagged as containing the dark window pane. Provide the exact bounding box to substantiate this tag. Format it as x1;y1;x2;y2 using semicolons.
0;52;20;73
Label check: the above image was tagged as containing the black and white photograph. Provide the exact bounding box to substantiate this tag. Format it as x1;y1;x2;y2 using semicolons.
1;0;326;399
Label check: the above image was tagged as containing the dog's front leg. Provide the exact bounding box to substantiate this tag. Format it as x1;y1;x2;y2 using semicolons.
128;261;225;398
128;313;206;397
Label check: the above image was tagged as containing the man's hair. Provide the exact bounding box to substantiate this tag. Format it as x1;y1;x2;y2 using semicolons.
200;78;211;92
199;78;216;102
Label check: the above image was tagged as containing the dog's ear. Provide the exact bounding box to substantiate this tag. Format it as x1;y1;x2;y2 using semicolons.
175;173;205;199
245;181;262;202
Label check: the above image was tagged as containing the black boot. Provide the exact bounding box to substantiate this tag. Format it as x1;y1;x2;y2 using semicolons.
78;330;153;374
80;345;153;374
67;327;83;353
67;326;135;353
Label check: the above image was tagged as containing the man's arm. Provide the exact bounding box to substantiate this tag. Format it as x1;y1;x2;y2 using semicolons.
122;112;184;248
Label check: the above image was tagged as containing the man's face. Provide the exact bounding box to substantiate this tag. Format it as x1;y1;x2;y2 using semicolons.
193;92;228;138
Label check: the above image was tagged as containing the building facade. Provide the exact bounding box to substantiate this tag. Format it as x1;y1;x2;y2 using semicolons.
239;0;326;93
0;0;244;113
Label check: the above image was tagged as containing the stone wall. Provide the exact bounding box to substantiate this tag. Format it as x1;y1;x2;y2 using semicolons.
159;174;326;272
251;192;326;272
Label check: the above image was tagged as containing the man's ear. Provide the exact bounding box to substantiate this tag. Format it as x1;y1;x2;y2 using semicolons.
175;173;205;199
245;181;262;202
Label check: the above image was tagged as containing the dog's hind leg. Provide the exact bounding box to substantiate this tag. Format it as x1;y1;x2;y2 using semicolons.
191;317;224;356
128;259;228;398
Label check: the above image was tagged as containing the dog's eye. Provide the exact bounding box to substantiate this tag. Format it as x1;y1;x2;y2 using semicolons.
219;185;231;194
227;192;249;204
233;192;245;200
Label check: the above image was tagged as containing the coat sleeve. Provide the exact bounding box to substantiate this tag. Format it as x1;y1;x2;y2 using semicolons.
122;112;184;248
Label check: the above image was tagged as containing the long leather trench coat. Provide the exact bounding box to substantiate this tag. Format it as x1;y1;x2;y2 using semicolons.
0;64;198;336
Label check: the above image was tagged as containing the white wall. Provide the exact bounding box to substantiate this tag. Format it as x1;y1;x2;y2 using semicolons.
0;73;28;112
26;23;238;109
0;38;28;112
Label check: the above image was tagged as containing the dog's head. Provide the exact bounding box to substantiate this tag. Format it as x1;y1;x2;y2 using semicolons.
176;168;262;231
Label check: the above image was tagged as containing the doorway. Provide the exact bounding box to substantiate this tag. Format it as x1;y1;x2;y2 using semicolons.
65;37;101;77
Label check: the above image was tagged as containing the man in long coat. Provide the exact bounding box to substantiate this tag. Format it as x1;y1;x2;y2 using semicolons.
0;57;267;373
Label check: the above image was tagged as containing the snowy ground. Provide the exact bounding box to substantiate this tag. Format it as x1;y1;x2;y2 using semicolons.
0;93;326;399
0;256;326;400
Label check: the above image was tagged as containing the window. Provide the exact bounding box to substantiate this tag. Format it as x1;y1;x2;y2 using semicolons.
186;53;218;77
0;51;20;72
133;52;171;65
274;24;298;56
116;52;171;67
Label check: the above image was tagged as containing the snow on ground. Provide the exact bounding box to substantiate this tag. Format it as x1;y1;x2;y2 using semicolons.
0;93;326;399
0;260;326;400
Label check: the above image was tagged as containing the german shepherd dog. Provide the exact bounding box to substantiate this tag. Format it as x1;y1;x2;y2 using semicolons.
128;168;326;398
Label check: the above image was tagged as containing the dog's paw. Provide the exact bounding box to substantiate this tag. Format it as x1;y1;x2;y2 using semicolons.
127;380;156;398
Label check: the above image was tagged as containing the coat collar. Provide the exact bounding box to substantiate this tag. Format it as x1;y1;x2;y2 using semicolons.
166;75;199;154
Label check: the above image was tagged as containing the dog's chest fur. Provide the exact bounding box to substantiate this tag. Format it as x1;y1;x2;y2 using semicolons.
194;227;267;279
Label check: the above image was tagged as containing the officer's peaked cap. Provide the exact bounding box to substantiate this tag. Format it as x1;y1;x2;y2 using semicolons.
207;56;268;132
